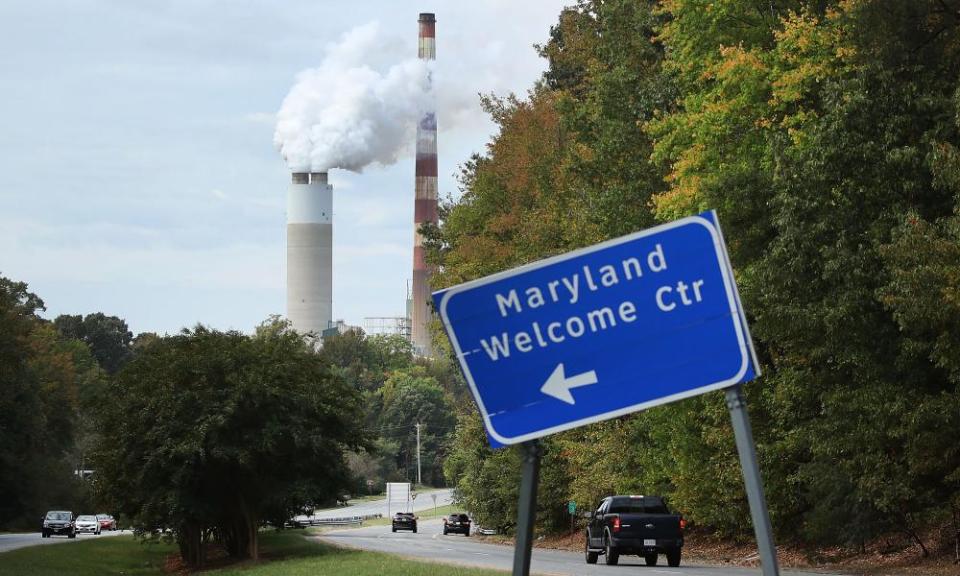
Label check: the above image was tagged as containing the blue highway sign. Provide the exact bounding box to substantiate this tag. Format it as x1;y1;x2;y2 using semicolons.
434;211;759;447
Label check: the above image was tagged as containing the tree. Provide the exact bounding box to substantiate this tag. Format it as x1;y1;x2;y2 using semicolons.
430;0;960;553
91;321;368;566
428;0;669;537
443;410;571;533
378;367;456;486
0;276;99;530
540;0;671;237
649;0;960;545
54;312;133;373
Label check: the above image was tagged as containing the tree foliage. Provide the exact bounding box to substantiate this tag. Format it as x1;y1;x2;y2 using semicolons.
91;321;368;566
319;330;459;491
0;276;102;530
431;0;960;555
54;312;133;374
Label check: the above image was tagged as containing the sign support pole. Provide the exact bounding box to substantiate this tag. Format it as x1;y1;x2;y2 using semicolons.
512;440;541;576
725;385;780;576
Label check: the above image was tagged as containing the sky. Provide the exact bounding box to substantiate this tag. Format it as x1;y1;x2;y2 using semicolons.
0;0;569;336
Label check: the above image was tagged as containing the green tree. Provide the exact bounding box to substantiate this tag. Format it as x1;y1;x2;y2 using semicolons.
443;410;571;533
54;312;133;374
431;0;960;554
540;0;670;237
0;276;99;529
378;367;456;486
91;321;368;566
649;0;960;545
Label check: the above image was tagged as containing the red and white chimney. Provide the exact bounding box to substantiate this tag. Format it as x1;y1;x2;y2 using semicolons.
411;12;437;356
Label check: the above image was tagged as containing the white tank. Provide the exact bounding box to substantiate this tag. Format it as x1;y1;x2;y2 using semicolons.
287;172;332;336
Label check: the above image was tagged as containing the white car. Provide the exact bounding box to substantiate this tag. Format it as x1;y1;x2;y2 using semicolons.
75;515;101;535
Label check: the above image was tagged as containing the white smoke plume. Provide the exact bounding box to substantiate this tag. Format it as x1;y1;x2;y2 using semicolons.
274;22;433;173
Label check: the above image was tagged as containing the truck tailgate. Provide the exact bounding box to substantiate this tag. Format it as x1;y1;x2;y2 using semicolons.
616;514;681;540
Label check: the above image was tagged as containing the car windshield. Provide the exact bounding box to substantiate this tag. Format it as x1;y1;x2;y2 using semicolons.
449;514;468;521
96;514;109;519
395;513;413;518
46;512;71;521
78;515;96;522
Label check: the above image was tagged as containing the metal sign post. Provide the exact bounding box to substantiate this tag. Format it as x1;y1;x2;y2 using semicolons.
726;385;779;576
511;441;540;576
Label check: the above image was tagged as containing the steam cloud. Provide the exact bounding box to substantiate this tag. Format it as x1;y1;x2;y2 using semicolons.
274;22;433;172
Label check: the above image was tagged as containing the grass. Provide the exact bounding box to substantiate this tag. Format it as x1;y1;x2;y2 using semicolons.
0;534;173;576
0;530;505;576
211;532;503;576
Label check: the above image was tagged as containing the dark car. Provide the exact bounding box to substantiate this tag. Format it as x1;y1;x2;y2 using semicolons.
42;510;76;538
584;495;684;567
442;513;471;536
391;512;417;533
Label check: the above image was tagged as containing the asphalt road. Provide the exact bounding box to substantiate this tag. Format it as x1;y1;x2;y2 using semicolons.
321;519;837;576
0;529;131;554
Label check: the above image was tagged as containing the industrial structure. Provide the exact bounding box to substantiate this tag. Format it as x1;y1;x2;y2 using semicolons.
363;316;412;339
411;12;438;356
287;171;333;337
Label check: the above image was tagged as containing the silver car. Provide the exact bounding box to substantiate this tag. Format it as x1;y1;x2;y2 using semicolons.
75;515;101;535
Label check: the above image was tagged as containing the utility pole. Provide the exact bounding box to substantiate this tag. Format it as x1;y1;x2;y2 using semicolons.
415;422;422;486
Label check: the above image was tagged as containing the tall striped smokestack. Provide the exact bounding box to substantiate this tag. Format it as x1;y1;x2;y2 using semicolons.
411;12;437;356
287;171;333;337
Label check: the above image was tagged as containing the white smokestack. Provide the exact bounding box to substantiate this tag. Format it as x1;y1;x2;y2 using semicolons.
287;172;332;336
274;22;434;172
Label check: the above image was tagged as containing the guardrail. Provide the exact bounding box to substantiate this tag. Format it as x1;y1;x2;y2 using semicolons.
286;513;382;528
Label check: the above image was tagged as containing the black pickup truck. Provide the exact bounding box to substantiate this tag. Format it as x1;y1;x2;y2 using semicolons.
584;495;684;566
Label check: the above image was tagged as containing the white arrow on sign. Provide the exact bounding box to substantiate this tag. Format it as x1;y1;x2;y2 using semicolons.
541;363;598;405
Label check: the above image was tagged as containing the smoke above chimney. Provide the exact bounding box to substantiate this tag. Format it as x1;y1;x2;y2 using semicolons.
274;22;434;173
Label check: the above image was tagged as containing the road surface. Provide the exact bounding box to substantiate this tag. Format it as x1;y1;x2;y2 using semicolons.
0;529;131;554
320;519;839;576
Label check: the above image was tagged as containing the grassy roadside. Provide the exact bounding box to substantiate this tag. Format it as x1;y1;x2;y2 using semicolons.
207;531;503;576
0;530;506;576
0;534;173;576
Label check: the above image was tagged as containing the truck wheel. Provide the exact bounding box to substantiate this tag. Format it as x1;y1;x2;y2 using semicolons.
68;532;76;539
392;526;396;533
644;553;658;566
585;536;598;564
604;533;619;565
667;549;682;567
